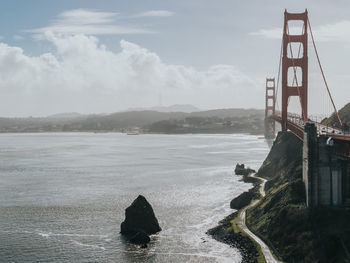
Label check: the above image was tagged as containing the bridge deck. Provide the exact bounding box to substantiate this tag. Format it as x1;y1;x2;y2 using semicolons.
268;113;350;157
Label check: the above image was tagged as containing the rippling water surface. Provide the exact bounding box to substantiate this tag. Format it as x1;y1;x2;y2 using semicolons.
0;133;269;263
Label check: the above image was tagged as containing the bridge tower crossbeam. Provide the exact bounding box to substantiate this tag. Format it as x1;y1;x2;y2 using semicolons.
281;9;308;131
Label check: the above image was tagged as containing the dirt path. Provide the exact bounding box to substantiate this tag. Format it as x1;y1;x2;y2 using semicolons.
235;174;283;263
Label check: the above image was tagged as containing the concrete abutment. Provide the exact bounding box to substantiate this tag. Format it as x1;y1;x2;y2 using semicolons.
303;123;350;207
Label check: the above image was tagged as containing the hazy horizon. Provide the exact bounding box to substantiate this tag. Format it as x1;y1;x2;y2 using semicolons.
0;104;266;118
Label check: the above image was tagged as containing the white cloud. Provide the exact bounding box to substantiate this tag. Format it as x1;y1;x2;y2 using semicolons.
26;9;153;39
58;8;118;25
250;20;350;43
136;10;174;17
0;34;260;116
309;20;350;42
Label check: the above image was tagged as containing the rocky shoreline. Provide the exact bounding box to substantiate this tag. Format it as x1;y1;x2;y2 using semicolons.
207;164;263;263
207;212;260;263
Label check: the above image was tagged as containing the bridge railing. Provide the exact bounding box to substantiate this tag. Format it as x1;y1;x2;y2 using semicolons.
268;111;350;138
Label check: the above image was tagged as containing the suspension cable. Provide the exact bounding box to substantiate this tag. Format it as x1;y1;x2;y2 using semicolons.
307;17;342;126
275;37;283;111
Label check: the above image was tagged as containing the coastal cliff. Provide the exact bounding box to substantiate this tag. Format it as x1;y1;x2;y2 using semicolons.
247;132;350;262
209;129;350;262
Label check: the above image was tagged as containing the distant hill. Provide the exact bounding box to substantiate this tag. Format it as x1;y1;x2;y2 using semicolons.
47;112;85;119
0;108;264;134
190;108;264;118
322;102;350;127
127;104;201;113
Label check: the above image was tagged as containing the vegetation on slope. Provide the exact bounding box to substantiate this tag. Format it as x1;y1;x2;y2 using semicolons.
258;132;302;191
246;132;350;262
146;115;263;134
322;102;350;128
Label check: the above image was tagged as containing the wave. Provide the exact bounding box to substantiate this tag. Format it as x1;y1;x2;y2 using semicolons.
72;240;106;251
37;231;108;239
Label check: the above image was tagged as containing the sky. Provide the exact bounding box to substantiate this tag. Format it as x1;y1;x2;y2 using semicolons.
0;0;350;117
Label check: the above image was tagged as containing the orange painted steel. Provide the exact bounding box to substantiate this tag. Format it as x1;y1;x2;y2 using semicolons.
270;112;350;157
265;9;350;159
265;78;276;137
282;9;308;131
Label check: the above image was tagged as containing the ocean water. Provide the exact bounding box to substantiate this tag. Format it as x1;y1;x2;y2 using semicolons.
0;133;270;263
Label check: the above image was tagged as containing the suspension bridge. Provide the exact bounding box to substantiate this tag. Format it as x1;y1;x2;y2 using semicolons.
264;10;350;207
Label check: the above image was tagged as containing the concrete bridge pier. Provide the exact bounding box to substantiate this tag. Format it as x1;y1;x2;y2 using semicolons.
303;123;350;207
264;119;276;140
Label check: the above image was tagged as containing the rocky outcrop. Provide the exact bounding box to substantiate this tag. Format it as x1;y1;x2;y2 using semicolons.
235;163;255;176
208;163;263;262
120;195;161;246
129;231;151;245
234;164;261;201
207;213;259;263
230;191;254;210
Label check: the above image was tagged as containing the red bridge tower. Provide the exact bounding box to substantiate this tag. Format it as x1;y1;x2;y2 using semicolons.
281;10;308;131
265;78;276;138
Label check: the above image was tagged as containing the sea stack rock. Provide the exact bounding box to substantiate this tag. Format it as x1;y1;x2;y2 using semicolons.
234;163;256;176
121;195;161;245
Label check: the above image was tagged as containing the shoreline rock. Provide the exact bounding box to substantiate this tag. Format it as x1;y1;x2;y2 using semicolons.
120;195;161;246
207;212;259;263
234;163;255;176
207;163;261;262
129;231;151;245
233;163;261;202
230;191;254;210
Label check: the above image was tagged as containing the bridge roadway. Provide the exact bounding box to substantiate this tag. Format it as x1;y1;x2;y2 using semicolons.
270;113;350;141
268;113;350;158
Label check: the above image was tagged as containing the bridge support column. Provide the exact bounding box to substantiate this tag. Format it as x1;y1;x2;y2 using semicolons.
303;123;348;207
264;78;276;139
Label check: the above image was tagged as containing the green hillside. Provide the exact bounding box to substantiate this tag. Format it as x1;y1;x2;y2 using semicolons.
322;102;350;128
247;131;350;262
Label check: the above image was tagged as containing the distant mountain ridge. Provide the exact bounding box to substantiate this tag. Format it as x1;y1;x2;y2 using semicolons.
47;112;85;119
126;104;201;113
0;108;264;134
